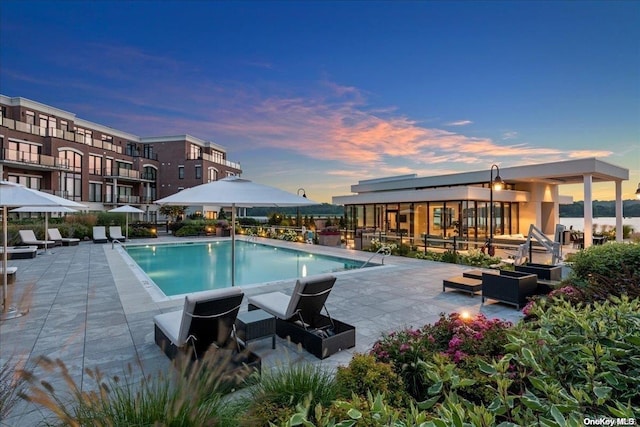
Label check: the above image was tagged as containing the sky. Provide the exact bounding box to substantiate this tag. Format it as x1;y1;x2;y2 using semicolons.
1;1;639;203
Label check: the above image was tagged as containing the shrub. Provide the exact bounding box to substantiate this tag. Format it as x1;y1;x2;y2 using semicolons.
567;242;640;285
17;351;241;426
241;363;338;426
492;296;640;423
0;358;25;421
370;313;511;402
335;353;408;407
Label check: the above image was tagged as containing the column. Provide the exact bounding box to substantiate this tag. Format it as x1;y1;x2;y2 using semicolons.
615;180;623;242
583;174;593;248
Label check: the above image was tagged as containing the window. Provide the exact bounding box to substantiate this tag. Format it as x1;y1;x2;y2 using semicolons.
25;111;35;125
59;149;82;201
195;165;202;179
189;144;201;160
89;182;102;202
178;166;184;179
89;154;103;175
60;120;68;132
104;158;113;176
207;167;218;182
143;144;154;159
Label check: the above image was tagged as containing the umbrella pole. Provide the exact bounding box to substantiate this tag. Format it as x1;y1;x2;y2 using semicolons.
126;214;129;241
231;204;236;286
44;212;48;253
2;206;7;312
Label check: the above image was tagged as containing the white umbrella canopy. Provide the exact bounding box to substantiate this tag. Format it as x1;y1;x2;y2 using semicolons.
155;176;318;286
1;181;86;319
108;205;145;240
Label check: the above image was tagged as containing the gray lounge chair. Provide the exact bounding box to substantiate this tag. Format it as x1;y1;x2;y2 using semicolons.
248;275;337;326
18;230;56;249
48;228;80;246
93;226;108;243
248;275;355;359
153;287;245;360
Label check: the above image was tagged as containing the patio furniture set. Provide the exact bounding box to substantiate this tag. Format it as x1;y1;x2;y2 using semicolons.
443;263;563;309
152;274;356;385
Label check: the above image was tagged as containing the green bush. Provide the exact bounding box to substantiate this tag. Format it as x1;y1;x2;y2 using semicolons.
370;313;512;403
567;242;640;285
96;212;125;226
490;296;640;423
17;352;242;426
241;363;338;426
335;353;408;407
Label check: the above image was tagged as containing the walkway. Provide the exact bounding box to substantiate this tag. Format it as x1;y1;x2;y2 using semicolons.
0;237;524;426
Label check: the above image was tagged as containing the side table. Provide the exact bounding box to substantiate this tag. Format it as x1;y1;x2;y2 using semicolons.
235;309;276;349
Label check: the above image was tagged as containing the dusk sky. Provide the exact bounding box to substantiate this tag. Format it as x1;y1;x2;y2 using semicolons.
1;1;638;203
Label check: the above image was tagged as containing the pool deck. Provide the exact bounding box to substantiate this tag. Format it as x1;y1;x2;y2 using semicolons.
1;235;526;425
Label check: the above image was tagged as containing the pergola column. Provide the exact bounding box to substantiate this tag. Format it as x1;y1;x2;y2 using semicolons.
583;174;593;248
615;180;623;242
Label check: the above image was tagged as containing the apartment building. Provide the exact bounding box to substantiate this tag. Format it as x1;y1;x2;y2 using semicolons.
0;95;242;220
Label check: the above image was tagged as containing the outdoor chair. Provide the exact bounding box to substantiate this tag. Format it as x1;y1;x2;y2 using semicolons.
153;287;246;360
18;230;56;249
48;228;80;246
92;226;108;243
108;226;126;242
248;275;355;359
248;275;337;326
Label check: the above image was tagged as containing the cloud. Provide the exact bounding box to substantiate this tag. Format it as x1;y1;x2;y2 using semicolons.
446;120;473;126
502;131;518;140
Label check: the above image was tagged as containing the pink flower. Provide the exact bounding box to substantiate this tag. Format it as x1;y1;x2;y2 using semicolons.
448;336;463;349
399;343;411;353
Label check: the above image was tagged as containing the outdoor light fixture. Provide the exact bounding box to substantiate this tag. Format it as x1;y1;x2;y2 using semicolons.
297;188;307;227
488;164;504;256
636;182;640;200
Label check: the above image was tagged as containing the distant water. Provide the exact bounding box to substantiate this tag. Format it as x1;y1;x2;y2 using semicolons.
560;217;640;232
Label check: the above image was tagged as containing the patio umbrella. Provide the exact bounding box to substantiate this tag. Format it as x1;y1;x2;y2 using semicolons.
11;206;79;254
108;205;144;241
155;176;317;286
0;180;86;319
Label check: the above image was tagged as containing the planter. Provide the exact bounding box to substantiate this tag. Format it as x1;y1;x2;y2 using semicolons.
481;270;538;309
318;234;341;247
216;227;231;237
515;263;562;281
275;314;356;359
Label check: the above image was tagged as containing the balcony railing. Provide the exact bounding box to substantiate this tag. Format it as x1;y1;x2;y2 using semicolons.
0;148;70;169
104;167;141;180
1;117;123;154
104;194;141;204
199;152;241;169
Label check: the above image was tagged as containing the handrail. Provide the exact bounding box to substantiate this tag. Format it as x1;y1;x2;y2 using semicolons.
524;224;564;264
361;245;391;268
111;239;123;250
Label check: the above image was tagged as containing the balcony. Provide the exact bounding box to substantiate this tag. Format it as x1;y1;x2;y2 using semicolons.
1;117;124;154
198;152;241;169
104;194;141;204
102;167;155;183
0;148;70;170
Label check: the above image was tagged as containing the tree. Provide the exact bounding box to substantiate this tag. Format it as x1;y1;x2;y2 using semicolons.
158;205;186;223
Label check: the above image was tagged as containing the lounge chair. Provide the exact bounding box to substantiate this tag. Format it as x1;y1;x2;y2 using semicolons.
18;230;56;249
0;246;38;259
93;226;108;243
48;228;80;246
1;266;18;285
108;226;126;242
153;287;245;360
248;275;355;359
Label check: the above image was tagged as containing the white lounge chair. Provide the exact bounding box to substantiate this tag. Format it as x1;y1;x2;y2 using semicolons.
48;228;80;246
153;287;245;360
108;226;126;242
93;226;108;243
18;230;56;249
0;266;18;284
0;246;38;259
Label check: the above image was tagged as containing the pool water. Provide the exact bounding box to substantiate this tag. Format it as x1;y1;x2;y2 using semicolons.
126;241;373;296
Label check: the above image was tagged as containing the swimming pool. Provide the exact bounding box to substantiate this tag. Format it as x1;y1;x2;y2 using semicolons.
125;241;375;297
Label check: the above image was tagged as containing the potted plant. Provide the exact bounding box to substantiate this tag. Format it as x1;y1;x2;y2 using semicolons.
216;219;230;237
318;224;341;247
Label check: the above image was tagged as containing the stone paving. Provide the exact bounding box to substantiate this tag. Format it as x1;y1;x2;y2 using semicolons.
0;236;524;426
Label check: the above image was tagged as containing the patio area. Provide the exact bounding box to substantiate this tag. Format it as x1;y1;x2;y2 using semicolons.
0;236;525;426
